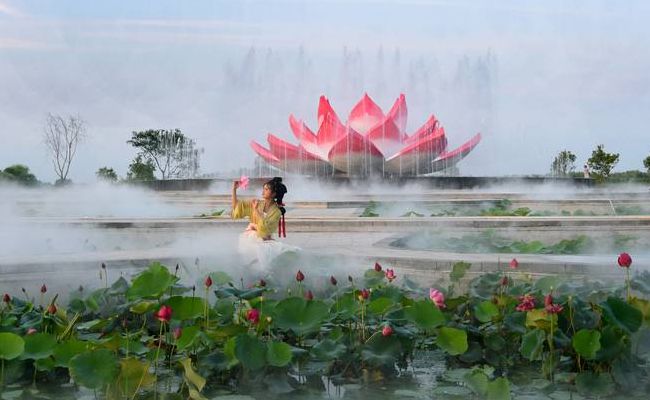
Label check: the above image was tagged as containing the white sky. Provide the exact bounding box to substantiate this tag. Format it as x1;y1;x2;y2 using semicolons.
1;0;649;182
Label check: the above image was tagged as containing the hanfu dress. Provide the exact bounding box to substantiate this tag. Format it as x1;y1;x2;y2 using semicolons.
232;199;297;269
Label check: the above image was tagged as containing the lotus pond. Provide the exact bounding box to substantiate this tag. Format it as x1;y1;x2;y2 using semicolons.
391;229;650;256
1;258;650;399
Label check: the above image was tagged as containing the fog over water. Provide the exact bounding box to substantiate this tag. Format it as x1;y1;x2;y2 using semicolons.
1;0;649;183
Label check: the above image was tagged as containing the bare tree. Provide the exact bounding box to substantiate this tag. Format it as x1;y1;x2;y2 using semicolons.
43;113;86;183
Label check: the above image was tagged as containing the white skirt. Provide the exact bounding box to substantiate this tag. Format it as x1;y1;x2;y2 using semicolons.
238;229;299;271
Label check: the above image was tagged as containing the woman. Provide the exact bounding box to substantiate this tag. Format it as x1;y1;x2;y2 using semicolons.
231;177;294;269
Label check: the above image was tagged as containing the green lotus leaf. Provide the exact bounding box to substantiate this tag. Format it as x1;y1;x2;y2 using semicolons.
463;370;488;397
572;329;601;360
165;296;207;320
266;341;292;367
361;332;402;366
487;377;511;400
175;325;201;352
0;333;24;360
367;297;395;315
450;262;471;282
520;329;545;361
404;300;445;330
206;271;233;286
69;349;120;389
575;372;614;397
127;262;177;300
474;300;499;323
21;333;56;360
53;339;87;367
234;334;266;371
601;297;642;333
273;297;329;336
179;357;206;392
116;358;155;398
311;339;346;361
436;327;468;355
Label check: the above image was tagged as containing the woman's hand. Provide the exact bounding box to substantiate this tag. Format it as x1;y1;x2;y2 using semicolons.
232;180;240;191
251;199;258;209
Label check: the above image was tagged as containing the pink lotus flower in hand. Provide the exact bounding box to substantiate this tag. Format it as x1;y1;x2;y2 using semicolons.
429;288;446;309
238;175;250;190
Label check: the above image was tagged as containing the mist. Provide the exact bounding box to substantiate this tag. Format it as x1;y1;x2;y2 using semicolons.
1;0;649;183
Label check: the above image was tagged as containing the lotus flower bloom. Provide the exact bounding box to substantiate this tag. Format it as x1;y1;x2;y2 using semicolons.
204;275;213;288
246;308;260;324
429;288;446;309
544;294;563;314
238;175;250;190
385;269;396;283
358;288;370;302
382;325;393;337
618;252;632;268
515;294;536;312
156;305;172;323
509;258;519;269
251;93;481;176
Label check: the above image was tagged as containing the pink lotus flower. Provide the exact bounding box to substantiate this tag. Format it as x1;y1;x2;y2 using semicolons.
382;325;393;337
305;290;314;301
515;294;536;312
173;327;183;340
204;275;213;288
358;288;370;302
374;262;382;272
544;294;563;314
509;258;519;269
238;175;250;190
618;252;632;268
429;289;446;309
156;305;172;323
246;308;260;324
251;93;481;176
385;269;396;283
47;304;57;314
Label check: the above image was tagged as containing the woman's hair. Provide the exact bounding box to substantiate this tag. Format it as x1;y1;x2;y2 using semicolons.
265;177;287;215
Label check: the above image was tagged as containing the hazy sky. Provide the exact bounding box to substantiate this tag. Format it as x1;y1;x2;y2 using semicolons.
1;0;649;182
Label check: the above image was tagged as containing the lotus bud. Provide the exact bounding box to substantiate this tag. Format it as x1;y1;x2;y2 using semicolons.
296;270;305;282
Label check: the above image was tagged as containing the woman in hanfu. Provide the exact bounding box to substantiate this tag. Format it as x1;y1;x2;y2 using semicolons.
231;177;294;269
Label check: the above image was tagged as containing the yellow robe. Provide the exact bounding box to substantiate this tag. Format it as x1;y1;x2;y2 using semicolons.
232;200;281;239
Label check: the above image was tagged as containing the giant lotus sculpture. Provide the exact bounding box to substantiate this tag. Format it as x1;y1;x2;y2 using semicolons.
251;93;481;176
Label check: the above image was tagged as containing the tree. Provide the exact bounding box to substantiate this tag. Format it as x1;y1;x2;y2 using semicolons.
96;167;118;183
127;129;202;179
0;164;38;186
126;155;156;181
43;113;86;183
550;150;577;176
587;144;619;182
644;155;650;174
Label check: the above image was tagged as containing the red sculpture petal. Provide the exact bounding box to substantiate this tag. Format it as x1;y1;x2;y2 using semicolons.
348;93;385;134
430;133;482;172
384;129;447;175
317;96;342;129
316;110;348;148
250;140;280;164
366;116;404;157
327;129;383;174
405;115;438;145
289;114;316;143
267;133;320;161
386;94;408;136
